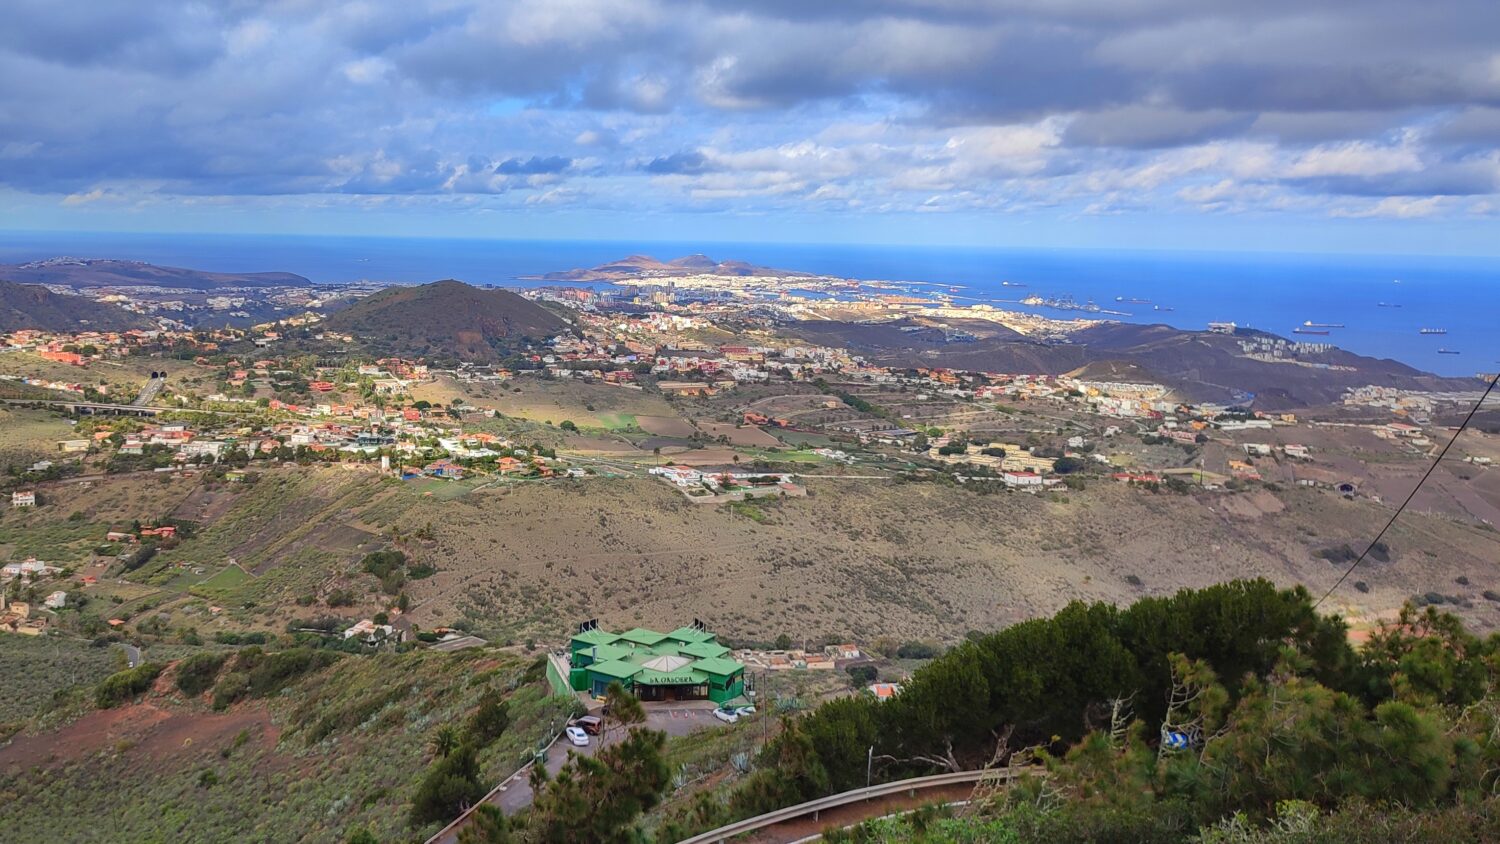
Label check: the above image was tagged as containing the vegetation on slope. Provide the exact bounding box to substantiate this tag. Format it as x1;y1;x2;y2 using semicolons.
660;581;1500;842
325;280;569;363
0;647;574;843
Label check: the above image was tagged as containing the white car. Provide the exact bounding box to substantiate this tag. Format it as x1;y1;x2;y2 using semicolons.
565;726;590;746
734;705;756;718
712;707;739;724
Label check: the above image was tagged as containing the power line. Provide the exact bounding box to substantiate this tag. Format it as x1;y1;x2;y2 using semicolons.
1315;370;1500;609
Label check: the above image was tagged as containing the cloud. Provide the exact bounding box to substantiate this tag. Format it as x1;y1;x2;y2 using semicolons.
1331;196;1447;218
61;188;107;205
641;151;712;174
0;0;1495;226
495;155;573;175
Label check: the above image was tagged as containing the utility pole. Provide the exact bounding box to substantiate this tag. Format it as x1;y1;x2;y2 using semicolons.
866;745;874;793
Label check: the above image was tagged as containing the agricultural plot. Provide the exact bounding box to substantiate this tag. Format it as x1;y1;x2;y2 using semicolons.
637;415;697;437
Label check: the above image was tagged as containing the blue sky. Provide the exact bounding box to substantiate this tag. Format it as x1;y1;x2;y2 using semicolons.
3;0;1500;255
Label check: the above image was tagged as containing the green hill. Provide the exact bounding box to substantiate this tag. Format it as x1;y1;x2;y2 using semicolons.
326;280;570;361
0;279;154;331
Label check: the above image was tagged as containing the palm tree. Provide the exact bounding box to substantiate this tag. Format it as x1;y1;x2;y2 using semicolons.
432;724;459;758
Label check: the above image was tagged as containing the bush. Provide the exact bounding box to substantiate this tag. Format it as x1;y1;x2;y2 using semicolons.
175;652;228;697
466;691;511;747
410;744;485;826
846;664;878;686
96;663;164;708
210;647;340;709
895;641;940;660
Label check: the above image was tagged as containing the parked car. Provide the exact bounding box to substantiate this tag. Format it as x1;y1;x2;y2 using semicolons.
565;726;590;746
734;705;756;717
571;715;603;735
713;707;739;724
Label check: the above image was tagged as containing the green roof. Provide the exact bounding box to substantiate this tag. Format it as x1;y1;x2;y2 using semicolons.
693;656;744;677
635;668;710;686
571;629;621;647
587;659;646;680
578;643;633;663
618;627;670;646
680;641;730;659
665;626;715;644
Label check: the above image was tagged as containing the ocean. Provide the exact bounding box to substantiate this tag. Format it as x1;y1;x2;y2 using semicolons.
0;230;1495;378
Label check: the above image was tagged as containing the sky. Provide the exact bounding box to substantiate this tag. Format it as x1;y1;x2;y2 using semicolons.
3;0;1500;254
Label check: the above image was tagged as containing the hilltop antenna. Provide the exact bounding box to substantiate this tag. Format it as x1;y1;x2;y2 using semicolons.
1315;370;1500;609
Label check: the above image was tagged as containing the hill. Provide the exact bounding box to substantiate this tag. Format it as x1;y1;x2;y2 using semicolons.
787;319;1477;408
0;279;154;331
325;280;570;361
0;645;567;843
536;253;813;281
0;258;308;290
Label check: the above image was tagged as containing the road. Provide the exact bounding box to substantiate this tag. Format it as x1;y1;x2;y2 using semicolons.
678;770;995;844
428;706;728;844
117;642;142;668
132;375;166;406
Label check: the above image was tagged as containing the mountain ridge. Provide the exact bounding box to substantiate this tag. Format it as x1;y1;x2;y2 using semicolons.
0;279;155;332
0;258;309;290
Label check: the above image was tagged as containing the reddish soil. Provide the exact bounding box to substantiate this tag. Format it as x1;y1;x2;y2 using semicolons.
0;700;277;773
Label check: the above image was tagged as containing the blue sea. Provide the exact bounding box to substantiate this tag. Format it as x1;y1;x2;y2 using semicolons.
1;230;1496;378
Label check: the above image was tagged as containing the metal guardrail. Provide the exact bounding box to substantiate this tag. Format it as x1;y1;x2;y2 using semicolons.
422;726;566;844
675;769;994;844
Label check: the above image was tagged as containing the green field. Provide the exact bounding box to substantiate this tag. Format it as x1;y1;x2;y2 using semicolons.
594;411;640;430
195;563;251;592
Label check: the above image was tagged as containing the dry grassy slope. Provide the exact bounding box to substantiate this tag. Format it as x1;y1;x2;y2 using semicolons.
395;478;1500;642
0;649;570;844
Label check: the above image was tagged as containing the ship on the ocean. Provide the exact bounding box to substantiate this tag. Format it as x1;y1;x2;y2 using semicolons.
1293;327;1331;336
1377;302;1402;308
1420;328;1448;335
1438;348;1461;355
1115;296;1151;304
1303;320;1345;329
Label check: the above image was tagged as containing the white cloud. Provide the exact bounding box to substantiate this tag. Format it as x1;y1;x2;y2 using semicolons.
1331;196;1446;218
61;188;106;205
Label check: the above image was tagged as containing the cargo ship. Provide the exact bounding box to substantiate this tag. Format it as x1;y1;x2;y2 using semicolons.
1303;320;1345;328
1438;348;1461;355
1420;328;1448;335
1293;327;1330;336
1115;296;1152;304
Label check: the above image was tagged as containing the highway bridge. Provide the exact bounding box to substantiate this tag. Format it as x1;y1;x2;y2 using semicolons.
0;397;250;417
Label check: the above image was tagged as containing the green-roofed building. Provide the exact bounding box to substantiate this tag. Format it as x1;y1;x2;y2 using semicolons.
567;623;745;703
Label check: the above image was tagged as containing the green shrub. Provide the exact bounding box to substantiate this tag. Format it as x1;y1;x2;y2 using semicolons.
210;647;340;709
95;663;164;708
175;652;228;697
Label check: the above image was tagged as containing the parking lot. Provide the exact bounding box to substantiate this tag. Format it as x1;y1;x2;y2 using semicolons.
646;704;732;736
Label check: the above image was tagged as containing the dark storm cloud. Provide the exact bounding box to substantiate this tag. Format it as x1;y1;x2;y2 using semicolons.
0;0;1496;216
